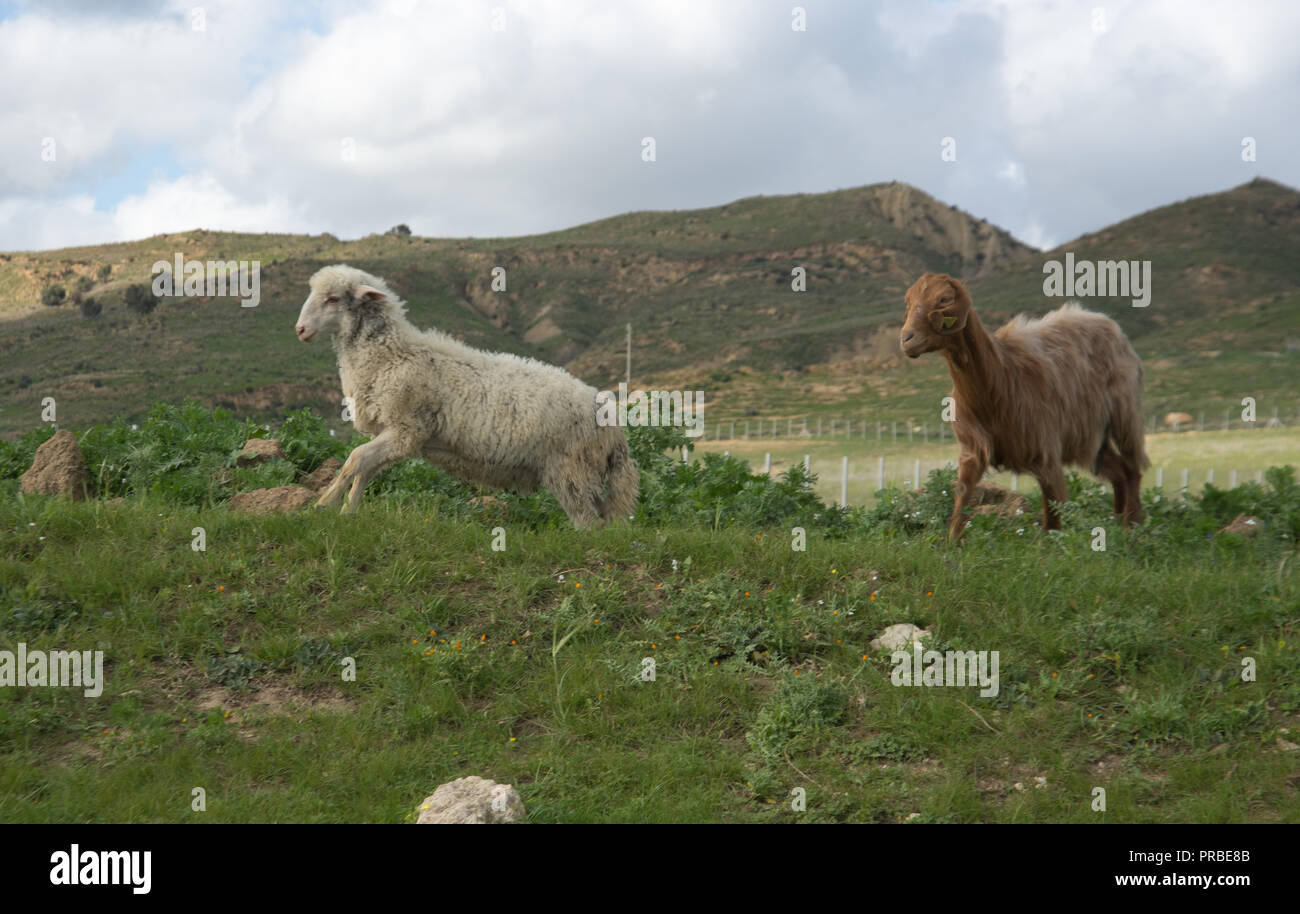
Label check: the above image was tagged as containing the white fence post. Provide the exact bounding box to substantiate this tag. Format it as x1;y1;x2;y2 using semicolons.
841;456;848;507
1230;469;1238;488
1156;467;1164;488
804;454;810;475
914;459;921;490
878;456;885;490
1207;468;1214;485
764;452;771;474
1181;467;1189;490
1011;472;1018;492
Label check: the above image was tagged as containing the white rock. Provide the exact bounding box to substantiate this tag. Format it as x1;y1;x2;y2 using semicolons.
416;776;525;824
870;623;932;653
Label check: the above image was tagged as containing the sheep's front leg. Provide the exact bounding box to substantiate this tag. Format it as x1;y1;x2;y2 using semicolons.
949;454;985;542
317;430;403;513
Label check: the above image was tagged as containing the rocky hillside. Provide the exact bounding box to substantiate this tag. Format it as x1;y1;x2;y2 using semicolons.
0;178;1296;438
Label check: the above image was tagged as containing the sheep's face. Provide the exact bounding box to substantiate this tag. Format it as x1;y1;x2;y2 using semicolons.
295;269;387;342
295;288;345;342
900;273;971;358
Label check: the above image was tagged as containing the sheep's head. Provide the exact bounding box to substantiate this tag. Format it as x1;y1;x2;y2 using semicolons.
900;272;972;358
295;265;395;343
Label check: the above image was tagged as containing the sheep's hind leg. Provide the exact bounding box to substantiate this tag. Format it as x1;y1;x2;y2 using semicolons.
542;457;601;530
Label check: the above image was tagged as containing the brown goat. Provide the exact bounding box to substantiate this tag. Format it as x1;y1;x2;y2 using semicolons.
900;273;1147;541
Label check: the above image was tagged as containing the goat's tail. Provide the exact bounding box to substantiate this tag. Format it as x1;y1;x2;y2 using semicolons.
1109;361;1150;472
598;433;640;523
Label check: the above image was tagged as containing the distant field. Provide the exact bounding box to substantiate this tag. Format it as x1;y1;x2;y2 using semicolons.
697;427;1300;507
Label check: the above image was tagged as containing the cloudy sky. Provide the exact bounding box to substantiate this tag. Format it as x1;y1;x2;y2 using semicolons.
2;0;1296;252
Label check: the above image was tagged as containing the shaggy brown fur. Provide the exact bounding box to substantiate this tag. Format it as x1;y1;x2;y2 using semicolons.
900;273;1148;541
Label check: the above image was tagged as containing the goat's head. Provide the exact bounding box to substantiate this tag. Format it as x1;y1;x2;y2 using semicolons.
295;265;392;343
900;272;972;358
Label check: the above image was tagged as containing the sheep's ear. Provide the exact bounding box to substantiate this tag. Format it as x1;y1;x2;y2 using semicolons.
353;284;386;304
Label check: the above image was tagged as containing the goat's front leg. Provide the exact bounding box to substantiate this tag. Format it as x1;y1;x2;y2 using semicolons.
949;454;985;542
1036;465;1068;531
317;430;403;513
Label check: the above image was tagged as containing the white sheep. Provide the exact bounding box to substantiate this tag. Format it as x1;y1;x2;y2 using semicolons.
294;265;639;527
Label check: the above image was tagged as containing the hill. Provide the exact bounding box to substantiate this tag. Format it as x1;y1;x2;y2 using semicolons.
0;178;1297;439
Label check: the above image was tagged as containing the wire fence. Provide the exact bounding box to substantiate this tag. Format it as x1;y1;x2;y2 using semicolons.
698;450;1281;508
704;407;1295;442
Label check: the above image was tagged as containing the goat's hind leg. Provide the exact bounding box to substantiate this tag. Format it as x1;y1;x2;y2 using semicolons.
1122;465;1144;526
1095;448;1129;522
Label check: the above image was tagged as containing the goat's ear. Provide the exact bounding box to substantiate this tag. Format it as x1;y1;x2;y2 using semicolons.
353;284;386;304
931;279;971;334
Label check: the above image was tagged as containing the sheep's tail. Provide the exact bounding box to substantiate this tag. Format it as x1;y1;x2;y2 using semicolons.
599;433;640;523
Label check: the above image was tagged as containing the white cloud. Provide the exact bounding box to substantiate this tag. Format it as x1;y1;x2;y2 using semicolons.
0;0;1297;251
111;173;308;238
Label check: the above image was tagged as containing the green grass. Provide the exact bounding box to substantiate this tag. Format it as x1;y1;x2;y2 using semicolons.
1;411;1297;822
2;404;1296;823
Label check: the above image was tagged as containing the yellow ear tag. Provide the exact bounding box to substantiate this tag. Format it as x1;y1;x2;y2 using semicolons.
941;314;957;329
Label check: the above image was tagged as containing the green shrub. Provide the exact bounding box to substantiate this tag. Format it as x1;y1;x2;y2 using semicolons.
745;674;849;764
123;283;159;315
40;284;66;308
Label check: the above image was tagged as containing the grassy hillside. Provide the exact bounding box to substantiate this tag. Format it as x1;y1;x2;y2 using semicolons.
958;177;1300;423
0;182;1030;438
1;179;1297;440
